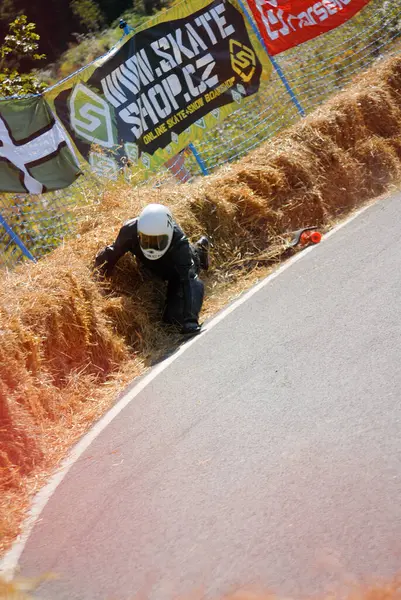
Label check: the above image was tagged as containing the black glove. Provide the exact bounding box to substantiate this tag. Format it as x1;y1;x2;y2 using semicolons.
94;249;112;277
181;321;201;335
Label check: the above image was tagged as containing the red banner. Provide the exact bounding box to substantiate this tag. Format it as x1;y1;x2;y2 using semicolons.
246;0;371;55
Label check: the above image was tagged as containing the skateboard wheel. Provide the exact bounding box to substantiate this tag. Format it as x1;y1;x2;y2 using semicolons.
310;231;322;244
300;230;322;245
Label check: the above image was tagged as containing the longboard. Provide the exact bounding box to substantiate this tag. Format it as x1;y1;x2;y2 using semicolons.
288;226;322;248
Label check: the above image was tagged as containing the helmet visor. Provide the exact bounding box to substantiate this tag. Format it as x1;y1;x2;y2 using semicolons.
139;232;169;252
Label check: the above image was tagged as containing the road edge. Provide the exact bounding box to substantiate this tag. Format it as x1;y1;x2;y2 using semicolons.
0;199;376;580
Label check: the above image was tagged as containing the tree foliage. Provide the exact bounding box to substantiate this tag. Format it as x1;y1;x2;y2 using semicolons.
0;1;170;72
0;15;46;97
70;0;105;32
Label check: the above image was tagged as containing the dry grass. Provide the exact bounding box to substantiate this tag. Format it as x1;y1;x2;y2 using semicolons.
2;54;401;556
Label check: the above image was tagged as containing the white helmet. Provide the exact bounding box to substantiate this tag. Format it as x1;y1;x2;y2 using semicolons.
137;204;174;260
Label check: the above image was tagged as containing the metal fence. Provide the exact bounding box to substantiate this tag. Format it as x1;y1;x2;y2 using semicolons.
0;0;400;270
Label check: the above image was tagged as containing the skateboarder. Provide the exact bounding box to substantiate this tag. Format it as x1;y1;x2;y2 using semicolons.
94;203;209;335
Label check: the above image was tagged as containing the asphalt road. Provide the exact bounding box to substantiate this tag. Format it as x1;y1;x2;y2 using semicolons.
17;193;401;599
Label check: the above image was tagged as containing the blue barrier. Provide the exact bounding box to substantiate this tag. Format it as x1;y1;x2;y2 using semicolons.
0;213;36;264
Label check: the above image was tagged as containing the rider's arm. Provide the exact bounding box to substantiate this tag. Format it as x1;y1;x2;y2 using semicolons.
94;220;136;276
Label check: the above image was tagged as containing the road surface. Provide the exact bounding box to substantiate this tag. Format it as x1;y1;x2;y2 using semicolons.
14;193;401;599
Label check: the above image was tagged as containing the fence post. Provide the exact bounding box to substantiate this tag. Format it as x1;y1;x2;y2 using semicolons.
189;143;209;176
236;0;305;118
0;212;37;263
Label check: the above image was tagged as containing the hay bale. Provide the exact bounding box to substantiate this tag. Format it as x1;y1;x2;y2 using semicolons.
352;136;401;196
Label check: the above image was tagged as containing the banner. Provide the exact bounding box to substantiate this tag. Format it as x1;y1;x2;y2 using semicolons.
46;0;272;177
246;0;371;55
0;96;82;194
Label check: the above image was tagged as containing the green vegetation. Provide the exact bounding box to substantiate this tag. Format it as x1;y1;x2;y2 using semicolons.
37;0;172;84
70;0;106;32
0;15;46;96
0;0;170;82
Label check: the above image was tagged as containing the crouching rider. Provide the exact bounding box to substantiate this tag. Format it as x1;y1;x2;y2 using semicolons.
94;203;209;335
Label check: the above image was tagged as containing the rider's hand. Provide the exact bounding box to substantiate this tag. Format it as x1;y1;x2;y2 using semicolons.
94;250;112;277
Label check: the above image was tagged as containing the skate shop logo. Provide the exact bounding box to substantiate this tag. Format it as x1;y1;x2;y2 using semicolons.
253;0;364;42
229;39;257;83
69;82;116;148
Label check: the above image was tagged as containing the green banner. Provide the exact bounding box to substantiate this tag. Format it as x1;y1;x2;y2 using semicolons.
0;96;82;194
46;0;272;178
